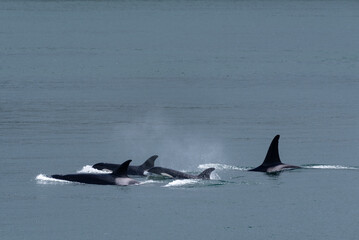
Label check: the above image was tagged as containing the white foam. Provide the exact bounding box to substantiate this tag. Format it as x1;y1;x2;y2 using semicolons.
138;180;158;185
304;165;357;170
198;163;248;171
35;174;70;184
163;179;199;187
77;165;111;174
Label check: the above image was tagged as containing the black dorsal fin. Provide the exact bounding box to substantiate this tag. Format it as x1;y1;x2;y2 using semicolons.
139;155;158;171
111;160;132;177
260;135;282;167
197;168;215;179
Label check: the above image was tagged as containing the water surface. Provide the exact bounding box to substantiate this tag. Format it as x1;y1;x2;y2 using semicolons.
1;0;358;239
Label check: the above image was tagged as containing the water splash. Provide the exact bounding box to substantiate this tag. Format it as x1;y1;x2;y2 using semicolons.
210;171;221;180
198;163;249;171
35;174;70;184
163;179;199;187
77;165;111;174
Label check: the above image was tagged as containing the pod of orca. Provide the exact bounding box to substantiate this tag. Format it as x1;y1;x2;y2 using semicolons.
49;135;301;186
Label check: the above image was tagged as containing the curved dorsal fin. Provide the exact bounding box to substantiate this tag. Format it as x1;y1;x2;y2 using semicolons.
197;168;215;179
260;135;282;167
139;155;158;171
112;160;132;177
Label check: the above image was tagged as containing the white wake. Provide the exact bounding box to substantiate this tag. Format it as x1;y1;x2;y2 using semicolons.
163;179;199;187
303;165;358;170
35;174;70;184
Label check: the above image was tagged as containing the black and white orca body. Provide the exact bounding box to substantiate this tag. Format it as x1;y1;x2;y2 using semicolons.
92;155;158;176
249;135;300;173
147;167;215;179
51;160;138;186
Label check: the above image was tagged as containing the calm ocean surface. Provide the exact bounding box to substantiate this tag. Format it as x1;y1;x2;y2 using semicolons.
1;0;358;239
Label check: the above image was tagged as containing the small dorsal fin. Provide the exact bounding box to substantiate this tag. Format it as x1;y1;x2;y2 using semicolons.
260;135;282;167
111;160;132;177
197;168;215;179
139;155;158;171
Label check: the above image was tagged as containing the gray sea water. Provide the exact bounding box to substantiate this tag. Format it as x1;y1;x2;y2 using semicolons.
1;0;358;239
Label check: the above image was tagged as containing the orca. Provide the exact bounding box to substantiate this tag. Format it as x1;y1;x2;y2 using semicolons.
147;167;215;179
249;135;301;173
51;160;138;186
92;155;158;176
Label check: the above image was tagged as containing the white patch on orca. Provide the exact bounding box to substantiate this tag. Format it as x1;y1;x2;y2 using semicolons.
160;173;174;178
115;177;139;186
266;165;285;173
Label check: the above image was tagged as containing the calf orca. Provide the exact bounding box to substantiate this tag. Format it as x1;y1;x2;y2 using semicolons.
51;160;138;186
92;155;158;176
249;135;300;173
147;167;215;179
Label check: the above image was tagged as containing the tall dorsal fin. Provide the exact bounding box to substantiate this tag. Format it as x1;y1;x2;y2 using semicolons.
197;168;215;179
111;160;132;177
260;135;282;167
139;155;158;171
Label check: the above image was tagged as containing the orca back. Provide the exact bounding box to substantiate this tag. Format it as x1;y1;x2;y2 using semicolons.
51;174;114;185
93;155;158;176
92;163;118;171
148;167;215;179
